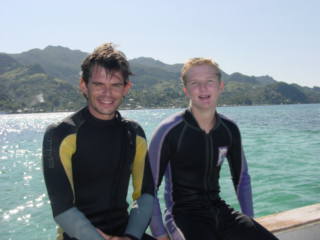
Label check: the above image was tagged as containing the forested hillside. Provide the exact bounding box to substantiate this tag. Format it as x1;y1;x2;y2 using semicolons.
0;46;319;113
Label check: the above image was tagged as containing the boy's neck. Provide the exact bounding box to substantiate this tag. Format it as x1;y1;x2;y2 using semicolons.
190;106;216;134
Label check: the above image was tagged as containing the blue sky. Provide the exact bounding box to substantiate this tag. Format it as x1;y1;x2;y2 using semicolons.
2;0;319;87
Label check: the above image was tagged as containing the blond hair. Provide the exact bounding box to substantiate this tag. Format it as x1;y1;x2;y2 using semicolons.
181;58;221;86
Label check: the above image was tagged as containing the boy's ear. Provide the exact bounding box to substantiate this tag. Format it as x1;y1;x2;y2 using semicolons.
219;81;225;92
80;78;88;96
123;81;132;96
183;87;189;97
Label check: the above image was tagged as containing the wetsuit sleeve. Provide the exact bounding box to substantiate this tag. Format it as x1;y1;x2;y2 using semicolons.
148;129;172;238
125;126;155;240
42;124;103;240
227;124;254;217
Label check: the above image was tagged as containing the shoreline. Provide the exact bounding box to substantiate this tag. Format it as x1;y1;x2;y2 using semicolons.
1;102;319;115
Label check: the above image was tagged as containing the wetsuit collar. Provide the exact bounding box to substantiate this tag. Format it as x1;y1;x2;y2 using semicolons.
184;108;221;132
83;107;122;127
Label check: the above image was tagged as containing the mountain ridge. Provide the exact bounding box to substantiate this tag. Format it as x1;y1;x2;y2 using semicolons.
0;46;319;113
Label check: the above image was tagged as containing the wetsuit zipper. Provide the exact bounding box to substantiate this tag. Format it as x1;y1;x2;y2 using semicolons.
204;133;214;193
111;126;130;207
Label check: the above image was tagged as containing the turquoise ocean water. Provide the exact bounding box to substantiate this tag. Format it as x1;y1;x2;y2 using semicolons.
1;104;319;240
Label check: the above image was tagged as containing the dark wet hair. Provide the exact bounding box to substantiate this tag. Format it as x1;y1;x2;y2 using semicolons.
81;43;132;84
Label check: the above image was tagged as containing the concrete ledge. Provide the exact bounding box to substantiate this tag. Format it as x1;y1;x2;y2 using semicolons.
256;203;320;240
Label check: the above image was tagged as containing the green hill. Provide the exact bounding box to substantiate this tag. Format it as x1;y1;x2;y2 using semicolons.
0;46;319;113
0;54;84;112
0;53;22;74
10;46;88;85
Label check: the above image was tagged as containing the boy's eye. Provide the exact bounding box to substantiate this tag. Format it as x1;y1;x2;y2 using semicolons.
92;82;102;86
112;83;124;88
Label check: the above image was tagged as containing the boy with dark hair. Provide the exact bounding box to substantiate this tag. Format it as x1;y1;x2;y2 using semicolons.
43;43;155;240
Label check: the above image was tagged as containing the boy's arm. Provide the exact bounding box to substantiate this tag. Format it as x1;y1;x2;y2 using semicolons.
148;130;172;238
42;124;104;240
125;128;155;240
227;124;254;217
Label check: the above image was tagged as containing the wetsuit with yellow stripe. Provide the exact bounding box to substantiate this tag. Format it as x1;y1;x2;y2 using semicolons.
42;107;154;240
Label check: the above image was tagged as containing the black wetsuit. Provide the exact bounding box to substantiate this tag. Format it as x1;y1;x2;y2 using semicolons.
42;107;154;240
149;109;278;240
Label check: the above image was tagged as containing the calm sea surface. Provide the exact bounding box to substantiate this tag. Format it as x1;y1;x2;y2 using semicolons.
1;104;319;240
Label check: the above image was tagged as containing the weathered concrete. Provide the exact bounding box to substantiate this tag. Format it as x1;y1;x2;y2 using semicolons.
256;203;320;240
